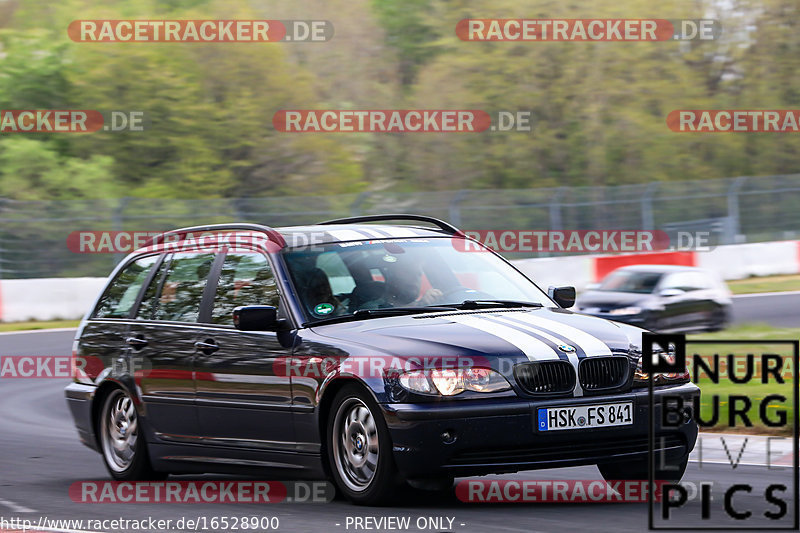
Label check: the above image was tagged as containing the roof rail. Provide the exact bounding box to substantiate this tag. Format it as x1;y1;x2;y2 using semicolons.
317;214;462;235
139;223;286;250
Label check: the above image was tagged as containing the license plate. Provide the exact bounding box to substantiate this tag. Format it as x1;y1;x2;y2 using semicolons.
537;402;633;431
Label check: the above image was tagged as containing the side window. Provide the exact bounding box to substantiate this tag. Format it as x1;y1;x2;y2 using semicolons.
136;257;170;320
661;273;687;291
94;256;159;319
152;253;216;323
689;272;711;290
211;253;279;325
662;272;704;292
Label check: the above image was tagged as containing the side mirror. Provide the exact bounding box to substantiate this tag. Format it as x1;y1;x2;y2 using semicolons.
548;286;576;308
659;288;684;298
233;305;283;331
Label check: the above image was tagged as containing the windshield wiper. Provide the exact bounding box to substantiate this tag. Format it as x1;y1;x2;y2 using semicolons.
352;306;459;317
305;301;543;326
451;300;545;310
305;306;458;327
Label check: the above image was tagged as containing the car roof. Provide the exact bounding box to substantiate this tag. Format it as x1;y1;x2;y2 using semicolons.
276;224;449;247
130;221;455;255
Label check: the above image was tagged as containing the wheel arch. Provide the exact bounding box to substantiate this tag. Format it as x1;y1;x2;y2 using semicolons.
316;377;384;478
91;379;136;449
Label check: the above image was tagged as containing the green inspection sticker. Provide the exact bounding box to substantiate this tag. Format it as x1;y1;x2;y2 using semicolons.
314;303;335;315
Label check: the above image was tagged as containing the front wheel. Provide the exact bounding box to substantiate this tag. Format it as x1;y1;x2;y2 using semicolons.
707;306;729;332
643;311;663;333
327;385;399;505
597;455;688;482
99;388;165;481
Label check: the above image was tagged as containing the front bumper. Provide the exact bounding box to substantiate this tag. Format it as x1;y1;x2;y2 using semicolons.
381;382;699;478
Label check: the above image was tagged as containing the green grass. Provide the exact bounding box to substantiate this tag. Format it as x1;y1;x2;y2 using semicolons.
0;319;80;332
727;273;800;295
693;323;800;340
688;324;798;435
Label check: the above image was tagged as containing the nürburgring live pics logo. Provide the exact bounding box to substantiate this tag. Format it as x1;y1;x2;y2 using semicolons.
644;333;799;530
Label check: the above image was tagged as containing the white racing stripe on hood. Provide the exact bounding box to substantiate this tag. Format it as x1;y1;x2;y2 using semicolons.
447;314;561;361
502;313;613;357
487;314;584;396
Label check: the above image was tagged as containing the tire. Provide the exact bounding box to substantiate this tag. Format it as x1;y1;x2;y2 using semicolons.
326;384;400;505
597;455;688;482
98;388;165;481
707;306;729;332
643;312;662;333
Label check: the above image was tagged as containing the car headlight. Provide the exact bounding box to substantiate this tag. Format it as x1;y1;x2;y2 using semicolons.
398;367;511;396
608;306;642;316
633;353;690;386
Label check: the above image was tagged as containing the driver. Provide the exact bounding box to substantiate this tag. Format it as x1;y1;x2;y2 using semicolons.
364;260;443;308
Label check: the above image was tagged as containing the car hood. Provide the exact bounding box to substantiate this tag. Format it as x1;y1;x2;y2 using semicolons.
576;290;652;309
309;306;643;365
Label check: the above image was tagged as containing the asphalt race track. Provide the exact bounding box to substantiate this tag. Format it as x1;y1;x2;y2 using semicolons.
0;291;798;533
730;291;800;328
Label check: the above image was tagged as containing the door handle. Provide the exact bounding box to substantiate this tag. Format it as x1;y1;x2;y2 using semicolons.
125;336;148;350
194;339;220;354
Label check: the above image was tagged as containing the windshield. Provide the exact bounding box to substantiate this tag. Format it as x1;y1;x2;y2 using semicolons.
283;237;552;322
597;270;663;294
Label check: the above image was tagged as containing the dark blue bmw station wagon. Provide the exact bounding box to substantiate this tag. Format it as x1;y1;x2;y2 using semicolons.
65;215;699;504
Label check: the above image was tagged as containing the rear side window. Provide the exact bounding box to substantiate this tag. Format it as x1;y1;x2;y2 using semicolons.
94;256;159;319
152;253;216;323
211;253;279;325
136;257;170;320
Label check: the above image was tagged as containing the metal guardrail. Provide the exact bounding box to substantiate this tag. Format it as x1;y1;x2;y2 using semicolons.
1;174;799;279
